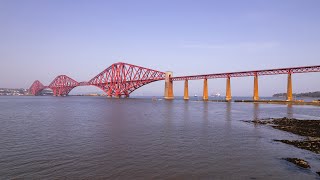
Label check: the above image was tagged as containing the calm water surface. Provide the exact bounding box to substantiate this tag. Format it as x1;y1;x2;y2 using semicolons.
0;96;320;179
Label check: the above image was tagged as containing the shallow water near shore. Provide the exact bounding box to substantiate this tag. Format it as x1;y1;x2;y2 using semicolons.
0;96;320;179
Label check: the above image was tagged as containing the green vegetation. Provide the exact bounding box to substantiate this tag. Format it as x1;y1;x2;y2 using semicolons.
273;91;320;98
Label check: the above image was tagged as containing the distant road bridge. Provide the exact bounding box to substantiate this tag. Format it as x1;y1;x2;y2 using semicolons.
29;63;320;101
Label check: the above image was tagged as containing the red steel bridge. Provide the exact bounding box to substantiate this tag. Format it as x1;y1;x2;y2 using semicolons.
29;62;320;101
29;62;166;97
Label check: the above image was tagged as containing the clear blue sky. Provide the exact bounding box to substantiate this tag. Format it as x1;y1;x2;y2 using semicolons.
0;0;319;96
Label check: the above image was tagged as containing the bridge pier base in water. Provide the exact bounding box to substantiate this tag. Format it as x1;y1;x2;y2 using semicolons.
184;80;189;100
253;73;259;101
164;71;174;100
203;79;208;101
226;76;232;101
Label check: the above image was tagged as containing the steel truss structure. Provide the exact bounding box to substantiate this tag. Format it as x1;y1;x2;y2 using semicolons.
29;80;46;96
28;63;320;96
48;75;79;96
89;62;165;97
28;62;165;97
171;65;320;81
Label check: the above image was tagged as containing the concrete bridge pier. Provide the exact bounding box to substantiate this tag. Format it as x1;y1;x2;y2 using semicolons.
253;73;259;101
226;76;232;101
287;71;293;101
164;71;174;100
184;79;189;100
203;79;208;101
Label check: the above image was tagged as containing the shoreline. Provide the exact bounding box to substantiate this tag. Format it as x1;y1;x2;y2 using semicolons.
235;100;320;106
249;117;320;154
247;117;320;175
1;95;320;106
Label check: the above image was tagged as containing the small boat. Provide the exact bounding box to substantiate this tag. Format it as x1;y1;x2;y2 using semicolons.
211;92;221;97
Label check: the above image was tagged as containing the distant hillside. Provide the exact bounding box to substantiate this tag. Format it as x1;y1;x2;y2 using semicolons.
273;91;320;98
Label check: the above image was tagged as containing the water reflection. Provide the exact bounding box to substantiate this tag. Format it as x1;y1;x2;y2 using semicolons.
183;100;189;121
201;102;209;139
163;100;174;143
223;102;232;136
203;101;208;122
286;104;293;118
225;102;231;122
253;103;260;120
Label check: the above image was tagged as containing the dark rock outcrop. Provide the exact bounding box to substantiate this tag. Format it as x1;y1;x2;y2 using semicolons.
283;158;310;168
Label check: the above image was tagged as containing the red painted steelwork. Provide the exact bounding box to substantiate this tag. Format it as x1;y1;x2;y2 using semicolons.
48;75;80;96
89;62;165;97
171;65;320;81
29;63;319;96
28;80;47;95
28;62;165;97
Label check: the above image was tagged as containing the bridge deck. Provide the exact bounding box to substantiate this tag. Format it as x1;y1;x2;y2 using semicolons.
171;65;320;81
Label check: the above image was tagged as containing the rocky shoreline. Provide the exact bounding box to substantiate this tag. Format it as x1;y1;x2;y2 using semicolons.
274;139;320;154
250;117;320;154
283;158;310;168
247;117;320;175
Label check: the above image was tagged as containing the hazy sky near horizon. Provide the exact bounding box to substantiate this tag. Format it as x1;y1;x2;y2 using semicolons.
0;0;319;96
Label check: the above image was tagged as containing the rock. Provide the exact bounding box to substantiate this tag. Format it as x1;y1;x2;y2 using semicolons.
307;136;320;141
284;158;310;168
274;139;320;154
253;117;320;135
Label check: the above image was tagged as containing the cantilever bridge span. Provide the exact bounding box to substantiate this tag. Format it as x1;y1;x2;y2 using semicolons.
29;63;320;101
29;62;165;97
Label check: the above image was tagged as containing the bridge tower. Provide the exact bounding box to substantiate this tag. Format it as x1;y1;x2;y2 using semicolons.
164;71;174;99
183;80;189;100
226;76;232;101
287;71;293;101
253;72;259;101
203;79;208;101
